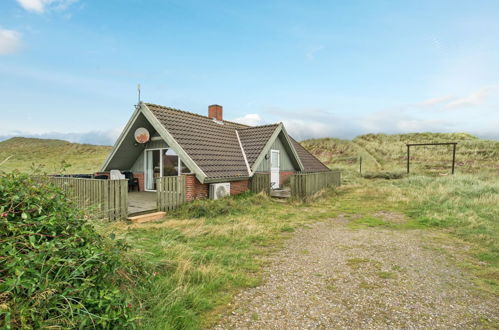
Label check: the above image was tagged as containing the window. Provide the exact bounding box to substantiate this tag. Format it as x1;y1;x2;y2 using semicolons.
179;160;192;174
145;148;193;191
163;149;178;176
160;148;193;176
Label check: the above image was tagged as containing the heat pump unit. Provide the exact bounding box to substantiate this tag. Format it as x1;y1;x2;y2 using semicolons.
209;183;230;200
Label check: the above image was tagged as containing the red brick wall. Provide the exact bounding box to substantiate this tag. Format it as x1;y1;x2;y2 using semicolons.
280;171;295;187
185;175;249;200
230;180;249;195
185;174;209;201
253;171;296;188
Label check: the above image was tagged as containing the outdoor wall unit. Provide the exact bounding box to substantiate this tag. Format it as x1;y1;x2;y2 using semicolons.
209;183;230;200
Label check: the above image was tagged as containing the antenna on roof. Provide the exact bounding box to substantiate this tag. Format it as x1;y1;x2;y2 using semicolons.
137;83;141;104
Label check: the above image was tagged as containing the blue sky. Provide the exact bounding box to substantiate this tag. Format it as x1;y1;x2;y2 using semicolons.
1;0;498;145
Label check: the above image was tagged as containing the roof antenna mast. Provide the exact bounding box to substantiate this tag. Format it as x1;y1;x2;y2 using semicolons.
137;83;141;105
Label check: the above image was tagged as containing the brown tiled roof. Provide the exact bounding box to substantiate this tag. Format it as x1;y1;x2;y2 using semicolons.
237;124;279;168
146;103;249;179
145;103;330;180
290;138;330;172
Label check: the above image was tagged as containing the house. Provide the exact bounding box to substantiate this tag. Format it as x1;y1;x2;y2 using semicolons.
101;102;330;201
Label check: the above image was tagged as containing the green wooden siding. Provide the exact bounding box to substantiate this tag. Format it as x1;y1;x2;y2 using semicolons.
255;133;299;172
130;139;169;172
105;112;155;171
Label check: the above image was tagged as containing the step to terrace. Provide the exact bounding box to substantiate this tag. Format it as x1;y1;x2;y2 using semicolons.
127;211;166;223
270;189;291;199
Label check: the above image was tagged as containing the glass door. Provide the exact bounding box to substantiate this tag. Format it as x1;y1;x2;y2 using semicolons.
145;149;161;191
144;148;191;191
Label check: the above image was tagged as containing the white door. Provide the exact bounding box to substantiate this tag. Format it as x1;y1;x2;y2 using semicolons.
145;149;161;191
270;150;280;189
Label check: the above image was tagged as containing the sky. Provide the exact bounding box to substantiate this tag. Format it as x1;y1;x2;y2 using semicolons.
1;0;498;145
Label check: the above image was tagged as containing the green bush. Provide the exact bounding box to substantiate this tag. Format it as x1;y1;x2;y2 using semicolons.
362;171;406;180
170;192;269;219
0;172;136;328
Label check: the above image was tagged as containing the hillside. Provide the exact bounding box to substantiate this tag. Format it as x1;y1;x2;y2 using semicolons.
0;137;112;174
302;133;499;175
1;133;497;175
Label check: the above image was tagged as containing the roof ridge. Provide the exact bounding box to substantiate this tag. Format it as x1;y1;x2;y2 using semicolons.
144;102;213;120
237;123;280;131
145;102;251;128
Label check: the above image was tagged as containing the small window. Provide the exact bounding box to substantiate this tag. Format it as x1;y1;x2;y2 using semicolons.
162;149;178;176
179;160;192;174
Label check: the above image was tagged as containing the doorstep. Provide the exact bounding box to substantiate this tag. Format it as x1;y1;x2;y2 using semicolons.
127;211;167;223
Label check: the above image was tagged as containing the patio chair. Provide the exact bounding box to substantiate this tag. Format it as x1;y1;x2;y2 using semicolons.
123;171;140;192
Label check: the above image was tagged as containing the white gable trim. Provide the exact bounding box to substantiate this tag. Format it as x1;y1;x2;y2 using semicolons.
100;105;142;172
280;124;305;171
235;129;252;176
250;123;304;173
140;103;208;183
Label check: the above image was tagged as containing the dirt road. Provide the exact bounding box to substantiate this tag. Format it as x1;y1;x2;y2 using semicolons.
215;215;498;329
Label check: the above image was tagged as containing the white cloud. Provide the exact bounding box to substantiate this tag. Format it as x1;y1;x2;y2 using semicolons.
0;128;121;146
416;95;453;107
16;0;78;13
0;29;22;55
306;45;324;61
445;85;499;109
232;113;264;126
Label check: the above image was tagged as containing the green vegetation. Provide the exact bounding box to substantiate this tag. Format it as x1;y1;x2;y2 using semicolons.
394;174;498;291
302;132;499;176
100;193;331;329
0;137;111;173
377;271;397;279
1;133;497;328
0;172;139;328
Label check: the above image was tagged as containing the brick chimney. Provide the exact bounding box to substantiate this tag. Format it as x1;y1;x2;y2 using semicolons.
208;104;223;121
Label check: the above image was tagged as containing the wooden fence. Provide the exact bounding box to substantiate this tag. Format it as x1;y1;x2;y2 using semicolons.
156;176;186;211
290;170;341;199
47;177;128;220
249;173;270;195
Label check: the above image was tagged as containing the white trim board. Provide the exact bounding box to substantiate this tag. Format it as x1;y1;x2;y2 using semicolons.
235;130;252;176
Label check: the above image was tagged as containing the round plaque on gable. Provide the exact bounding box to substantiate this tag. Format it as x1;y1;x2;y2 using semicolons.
134;127;150;143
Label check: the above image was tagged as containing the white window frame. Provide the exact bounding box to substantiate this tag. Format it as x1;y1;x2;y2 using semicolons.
143;148;191;192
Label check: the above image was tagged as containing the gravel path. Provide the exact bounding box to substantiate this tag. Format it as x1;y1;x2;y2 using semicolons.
215;215;498;329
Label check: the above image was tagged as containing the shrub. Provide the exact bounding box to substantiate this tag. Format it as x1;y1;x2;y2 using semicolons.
362;171;406;180
0;172;136;328
170;192;269;219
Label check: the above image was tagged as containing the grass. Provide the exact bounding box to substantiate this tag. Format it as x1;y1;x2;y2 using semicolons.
348;216;390;229
302;132;499;176
393;174;499;292
101;174;497;329
0;137;111;173
4;133;497;328
378;271;397;279
100;192;341;329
